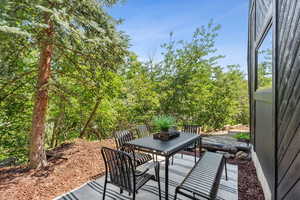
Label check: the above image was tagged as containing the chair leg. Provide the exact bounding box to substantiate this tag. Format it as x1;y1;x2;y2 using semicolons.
181;153;183;158
171;156;174;165
194;148;197;164
225;159;228;181
174;188;178;200
132;191;136;200
158;176;162;200
102;177;107;200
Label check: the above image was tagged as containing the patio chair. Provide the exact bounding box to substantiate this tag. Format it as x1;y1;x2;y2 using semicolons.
136;124;151;138
183;124;202;135
172;125;202;164
114;130;152;167
183;125;202;155
101;147;161;200
136;125;158;161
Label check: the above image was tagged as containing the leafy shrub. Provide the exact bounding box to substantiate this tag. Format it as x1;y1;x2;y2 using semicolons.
233;132;250;140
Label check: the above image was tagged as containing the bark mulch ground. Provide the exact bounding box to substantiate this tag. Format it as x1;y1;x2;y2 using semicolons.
0;139;264;200
228;158;265;200
0;139;115;200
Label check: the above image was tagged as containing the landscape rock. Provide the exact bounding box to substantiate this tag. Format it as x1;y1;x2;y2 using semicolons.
236;151;250;160
224;153;235;159
236;145;251;153
202;143;239;154
227;146;238;154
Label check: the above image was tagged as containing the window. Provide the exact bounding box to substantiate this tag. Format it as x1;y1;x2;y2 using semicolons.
256;27;272;90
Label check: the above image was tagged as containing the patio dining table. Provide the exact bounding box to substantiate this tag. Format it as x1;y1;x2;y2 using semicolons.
126;132;201;200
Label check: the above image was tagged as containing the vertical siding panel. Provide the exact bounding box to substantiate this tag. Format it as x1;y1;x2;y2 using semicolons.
277;2;300;145
282;180;300;200
277;51;300;163
278;125;300;182
277;1;288;33
277;153;300;199
278;1;299;87
276;0;300;199
277;1;295;85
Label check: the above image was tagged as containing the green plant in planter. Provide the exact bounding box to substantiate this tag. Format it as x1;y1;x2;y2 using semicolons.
153;115;176;132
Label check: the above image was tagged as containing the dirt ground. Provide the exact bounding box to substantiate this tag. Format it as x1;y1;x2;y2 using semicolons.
0;138;263;200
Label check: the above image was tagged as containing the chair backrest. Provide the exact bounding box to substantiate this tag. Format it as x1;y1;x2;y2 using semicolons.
114;130;134;149
183;125;202;135
136;125;150;138
101;147;135;192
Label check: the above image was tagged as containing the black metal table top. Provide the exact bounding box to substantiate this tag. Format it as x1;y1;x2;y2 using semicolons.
126;132;200;156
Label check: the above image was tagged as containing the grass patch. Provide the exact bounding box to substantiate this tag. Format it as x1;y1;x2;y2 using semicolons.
233;132;250;140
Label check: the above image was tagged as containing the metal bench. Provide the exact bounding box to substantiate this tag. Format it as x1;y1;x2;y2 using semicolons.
174;152;228;200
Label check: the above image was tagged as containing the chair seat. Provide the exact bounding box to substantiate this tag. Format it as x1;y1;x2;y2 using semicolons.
135;171;155;190
109;170;155;191
129;152;152;166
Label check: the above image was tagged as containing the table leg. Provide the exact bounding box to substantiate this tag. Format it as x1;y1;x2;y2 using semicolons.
199;137;202;160
194;142;197;163
165;156;169;200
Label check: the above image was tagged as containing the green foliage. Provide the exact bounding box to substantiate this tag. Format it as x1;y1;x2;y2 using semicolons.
153;115;176;131
233;132;250;140
0;0;128;163
148;22;249;130
0;2;249;164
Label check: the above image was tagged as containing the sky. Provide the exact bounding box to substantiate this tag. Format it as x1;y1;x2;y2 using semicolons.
107;0;249;73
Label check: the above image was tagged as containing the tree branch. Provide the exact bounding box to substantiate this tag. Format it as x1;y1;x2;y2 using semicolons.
0;70;36;91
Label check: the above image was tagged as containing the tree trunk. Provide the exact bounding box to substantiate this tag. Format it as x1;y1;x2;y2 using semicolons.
80;97;101;138
29;13;53;169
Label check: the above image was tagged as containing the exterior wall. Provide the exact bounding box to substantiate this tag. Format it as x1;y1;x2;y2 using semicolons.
249;0;300;199
248;0;275;199
276;1;300;199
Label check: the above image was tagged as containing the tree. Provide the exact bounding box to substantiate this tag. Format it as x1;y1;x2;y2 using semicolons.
151;23;224;124
119;54;160;124
0;0;128;168
146;23;249;130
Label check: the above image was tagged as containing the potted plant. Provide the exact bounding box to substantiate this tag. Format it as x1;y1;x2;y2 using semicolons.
153;115;176;133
